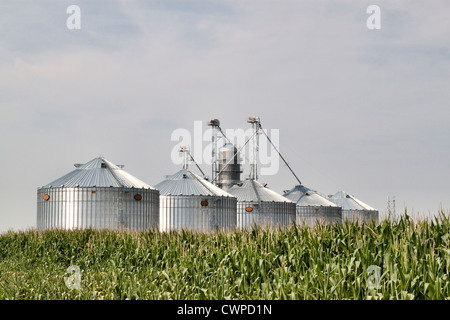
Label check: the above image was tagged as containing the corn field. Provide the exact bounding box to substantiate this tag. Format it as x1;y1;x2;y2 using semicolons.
1;212;450;300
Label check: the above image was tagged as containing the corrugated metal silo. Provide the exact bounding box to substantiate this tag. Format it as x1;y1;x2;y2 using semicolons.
328;191;379;223
283;185;342;227
154;168;237;233
217;143;242;191
227;178;296;230
37;157;159;231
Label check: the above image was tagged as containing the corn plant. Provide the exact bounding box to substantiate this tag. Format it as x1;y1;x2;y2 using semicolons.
0;211;449;299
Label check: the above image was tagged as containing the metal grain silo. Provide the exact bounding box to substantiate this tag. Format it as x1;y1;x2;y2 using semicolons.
227;178;296;230
283;185;342;227
37;157;159;231
154;168;237;233
328;191;379;223
217;143;242;191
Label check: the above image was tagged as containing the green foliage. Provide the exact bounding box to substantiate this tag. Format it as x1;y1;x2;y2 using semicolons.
1;212;450;300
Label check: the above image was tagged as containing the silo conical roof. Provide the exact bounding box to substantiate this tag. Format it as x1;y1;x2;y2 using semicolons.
328;191;377;211
219;143;238;155
154;169;233;197
227;178;293;203
284;185;339;207
41;157;154;189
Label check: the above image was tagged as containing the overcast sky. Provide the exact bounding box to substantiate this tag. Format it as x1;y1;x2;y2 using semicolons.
1;0;449;233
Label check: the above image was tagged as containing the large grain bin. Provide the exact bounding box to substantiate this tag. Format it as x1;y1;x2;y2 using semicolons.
227;178;296;230
328;191;378;223
216;143;242;191
283;185;342;227
154;168;237;233
37;157;159;231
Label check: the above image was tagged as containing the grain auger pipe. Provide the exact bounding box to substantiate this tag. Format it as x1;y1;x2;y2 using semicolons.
259;123;302;186
179;146;208;179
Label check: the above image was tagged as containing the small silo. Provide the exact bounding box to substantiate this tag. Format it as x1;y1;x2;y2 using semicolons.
283;185;342;227
328;191;379;223
227;178;296;230
37;157;159;231
154;168;237;233
216;143;242;191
